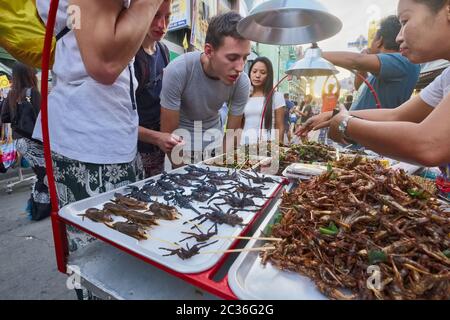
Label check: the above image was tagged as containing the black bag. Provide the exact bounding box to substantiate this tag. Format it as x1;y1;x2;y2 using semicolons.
30;197;51;221
29;166;51;221
12;88;38;139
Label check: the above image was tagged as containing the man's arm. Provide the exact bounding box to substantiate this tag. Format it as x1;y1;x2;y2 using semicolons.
160;107;180;136
160;107;181;164
71;0;163;85
322;52;381;75
224;114;243;153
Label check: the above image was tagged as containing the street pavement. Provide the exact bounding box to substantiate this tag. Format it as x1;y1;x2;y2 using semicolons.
0;169;75;300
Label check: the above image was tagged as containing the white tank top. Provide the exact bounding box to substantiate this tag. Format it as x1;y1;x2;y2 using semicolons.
34;0;138;164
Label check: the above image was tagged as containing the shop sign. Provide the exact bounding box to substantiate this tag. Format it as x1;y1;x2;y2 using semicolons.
169;0;191;31
190;0;217;50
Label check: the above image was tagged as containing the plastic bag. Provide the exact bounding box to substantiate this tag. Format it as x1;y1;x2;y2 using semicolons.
0;124;17;170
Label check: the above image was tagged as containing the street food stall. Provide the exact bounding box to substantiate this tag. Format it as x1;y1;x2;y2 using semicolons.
39;0;449;300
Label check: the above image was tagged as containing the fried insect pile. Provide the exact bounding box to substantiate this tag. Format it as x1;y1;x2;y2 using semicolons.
262;158;450;300
80;194;181;240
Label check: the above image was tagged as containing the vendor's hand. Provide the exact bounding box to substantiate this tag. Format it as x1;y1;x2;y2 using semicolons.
295;111;333;137
157;132;184;154
328;105;351;144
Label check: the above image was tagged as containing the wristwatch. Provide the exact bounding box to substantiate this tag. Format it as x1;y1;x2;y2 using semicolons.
338;115;355;143
123;0;131;8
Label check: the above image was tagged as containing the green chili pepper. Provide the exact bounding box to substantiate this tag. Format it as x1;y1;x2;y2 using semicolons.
443;249;450;259
407;188;427;200
327;163;333;173
319;221;339;236
368;250;388;264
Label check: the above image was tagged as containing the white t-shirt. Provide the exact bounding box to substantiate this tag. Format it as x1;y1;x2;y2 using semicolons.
420;67;450;108
34;0;138;164
241;91;285;145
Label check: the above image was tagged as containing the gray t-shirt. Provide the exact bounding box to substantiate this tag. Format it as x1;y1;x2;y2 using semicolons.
160;52;250;151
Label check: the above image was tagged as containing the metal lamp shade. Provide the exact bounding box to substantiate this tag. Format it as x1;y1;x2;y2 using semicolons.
237;0;343;45
286;45;339;77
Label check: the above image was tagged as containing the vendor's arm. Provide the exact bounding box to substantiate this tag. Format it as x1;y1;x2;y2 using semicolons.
329;94;449;166
71;0;163;84
322;51;381;75
297;95;433;137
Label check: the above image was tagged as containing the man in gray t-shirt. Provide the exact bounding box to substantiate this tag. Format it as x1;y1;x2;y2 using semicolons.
160;12;251;161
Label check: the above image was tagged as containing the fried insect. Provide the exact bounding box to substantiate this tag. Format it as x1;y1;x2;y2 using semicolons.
159;240;219;260
179;223;218;243
105;221;148;240
183;205;246;227
262;159;450;300
113;192;148;210
79;208;113;223
149;201;180;220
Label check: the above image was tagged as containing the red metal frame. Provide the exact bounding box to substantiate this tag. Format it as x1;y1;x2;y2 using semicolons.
58;182;285;300
41;0;68;275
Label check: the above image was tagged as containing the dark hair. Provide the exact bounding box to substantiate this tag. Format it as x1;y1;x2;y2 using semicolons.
284;93;289;99
249;57;274;131
8;62;38;107
376;15;402;51
205;11;246;49
345;95;353;102
413;0;447;13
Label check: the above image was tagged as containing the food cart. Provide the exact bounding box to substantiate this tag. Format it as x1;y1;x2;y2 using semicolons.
39;0;448;300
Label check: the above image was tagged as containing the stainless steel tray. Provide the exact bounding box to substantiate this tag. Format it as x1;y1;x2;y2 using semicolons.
228;198;327;300
59;164;284;275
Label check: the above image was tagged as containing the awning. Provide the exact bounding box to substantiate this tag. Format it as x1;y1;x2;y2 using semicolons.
0;62;12;77
0;47;15;62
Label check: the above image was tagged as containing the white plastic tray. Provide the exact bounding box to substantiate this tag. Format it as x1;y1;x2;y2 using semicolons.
228;199;327;300
59;164;284;274
202;153;271;171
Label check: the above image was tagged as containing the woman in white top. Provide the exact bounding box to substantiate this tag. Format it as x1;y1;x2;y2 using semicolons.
34;0;164;256
241;57;285;145
34;0;163;208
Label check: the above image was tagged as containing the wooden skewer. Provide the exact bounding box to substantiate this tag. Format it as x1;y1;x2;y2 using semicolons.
212;235;282;242
200;246;276;255
146;236;180;248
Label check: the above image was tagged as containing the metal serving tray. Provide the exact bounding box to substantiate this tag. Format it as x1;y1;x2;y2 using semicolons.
59;164;284;275
228;199;327;300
